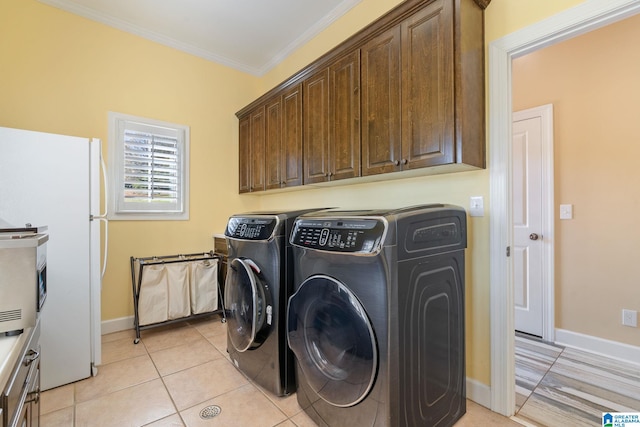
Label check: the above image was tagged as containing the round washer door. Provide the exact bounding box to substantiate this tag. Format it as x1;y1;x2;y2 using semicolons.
287;274;377;407
225;258;273;352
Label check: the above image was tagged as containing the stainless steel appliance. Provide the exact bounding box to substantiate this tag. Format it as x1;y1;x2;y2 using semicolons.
1;319;41;427
0;226;48;336
223;209;323;396
287;204;467;427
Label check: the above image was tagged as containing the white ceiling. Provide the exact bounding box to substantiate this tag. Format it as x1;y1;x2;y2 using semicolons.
38;0;363;76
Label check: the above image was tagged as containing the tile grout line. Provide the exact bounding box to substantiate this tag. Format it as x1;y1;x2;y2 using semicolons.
141;334;186;427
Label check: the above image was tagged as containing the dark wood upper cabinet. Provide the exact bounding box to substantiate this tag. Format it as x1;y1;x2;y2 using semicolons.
361;25;402;176
236;0;489;193
329;50;361;181
265;97;282;190
303;68;330;184
401;0;455;170
249;106;266;192
281;84;303;188
238;115;250;193
304;51;360;184
241;85;303;193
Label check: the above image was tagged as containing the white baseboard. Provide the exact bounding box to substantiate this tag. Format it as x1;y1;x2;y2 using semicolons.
101;316;134;335
555;328;640;367
466;377;491;409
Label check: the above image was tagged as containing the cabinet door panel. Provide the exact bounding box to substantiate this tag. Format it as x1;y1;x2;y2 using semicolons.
238;115;251;193
250;106;266;192
265;98;282;190
330;51;361;180
303;69;330;184
282;84;303;187
361;25;402;176
401;0;454;168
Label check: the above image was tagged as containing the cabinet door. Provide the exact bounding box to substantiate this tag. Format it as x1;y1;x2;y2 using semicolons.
361;25;402;176
401;0;454;168
238;115;251;193
265;97;282;190
250;106;266;192
281;84;303;187
329;51;361;181
303;68;330;184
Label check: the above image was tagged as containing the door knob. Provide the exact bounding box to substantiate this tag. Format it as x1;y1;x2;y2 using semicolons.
529;233;540;241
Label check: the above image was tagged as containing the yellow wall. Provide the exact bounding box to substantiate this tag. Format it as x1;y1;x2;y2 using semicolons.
484;0;583;42
0;0;595;387
513;14;640;347
0;0;262;321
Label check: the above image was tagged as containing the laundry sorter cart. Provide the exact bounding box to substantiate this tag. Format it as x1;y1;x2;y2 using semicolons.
130;251;226;344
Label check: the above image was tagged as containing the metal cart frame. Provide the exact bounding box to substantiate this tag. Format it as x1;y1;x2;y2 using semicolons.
130;251;226;344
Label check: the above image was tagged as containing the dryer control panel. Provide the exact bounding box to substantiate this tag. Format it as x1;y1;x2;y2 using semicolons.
225;216;277;240
291;218;386;253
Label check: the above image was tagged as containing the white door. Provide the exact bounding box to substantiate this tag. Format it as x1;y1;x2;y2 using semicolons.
512;105;554;338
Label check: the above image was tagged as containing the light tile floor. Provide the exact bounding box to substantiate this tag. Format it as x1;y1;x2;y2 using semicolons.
40;314;521;427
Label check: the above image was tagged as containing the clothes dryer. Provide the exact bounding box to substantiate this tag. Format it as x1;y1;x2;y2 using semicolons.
287;204;467;427
224;209;322;396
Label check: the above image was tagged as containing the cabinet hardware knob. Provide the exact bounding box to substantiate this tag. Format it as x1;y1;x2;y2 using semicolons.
529;233;540;241
394;160;400;166
401;159;408;165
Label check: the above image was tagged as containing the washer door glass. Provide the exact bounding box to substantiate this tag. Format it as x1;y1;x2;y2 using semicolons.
225;258;273;352
287;275;377;407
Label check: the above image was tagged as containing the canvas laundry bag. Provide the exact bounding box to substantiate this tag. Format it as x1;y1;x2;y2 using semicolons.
137;263;169;326
190;259;219;314
166;262;191;320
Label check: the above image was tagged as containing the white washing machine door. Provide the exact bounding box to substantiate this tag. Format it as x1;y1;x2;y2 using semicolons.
287;274;377;407
225;258;273;352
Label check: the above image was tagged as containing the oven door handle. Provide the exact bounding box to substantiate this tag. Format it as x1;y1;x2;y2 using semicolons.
23;349;40;366
10;353;40;427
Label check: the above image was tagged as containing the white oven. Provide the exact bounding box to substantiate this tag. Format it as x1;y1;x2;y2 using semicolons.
0;226;48;336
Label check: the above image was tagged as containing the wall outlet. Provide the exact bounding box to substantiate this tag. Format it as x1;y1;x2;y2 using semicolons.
622;309;638;327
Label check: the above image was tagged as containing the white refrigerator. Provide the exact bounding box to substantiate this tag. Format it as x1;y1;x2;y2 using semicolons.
0;126;105;390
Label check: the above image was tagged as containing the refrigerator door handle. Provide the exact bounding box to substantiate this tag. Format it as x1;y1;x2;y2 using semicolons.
96;217;108;280
98;148;108;279
91;139;109;280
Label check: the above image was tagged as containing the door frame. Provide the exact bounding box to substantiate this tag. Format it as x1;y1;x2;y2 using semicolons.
512;104;554;342
488;0;640;416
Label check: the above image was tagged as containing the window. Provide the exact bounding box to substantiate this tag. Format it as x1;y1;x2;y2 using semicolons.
108;112;189;220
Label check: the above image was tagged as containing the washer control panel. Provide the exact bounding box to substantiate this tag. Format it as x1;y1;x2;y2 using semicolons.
225;216;277;240
291;218;386;253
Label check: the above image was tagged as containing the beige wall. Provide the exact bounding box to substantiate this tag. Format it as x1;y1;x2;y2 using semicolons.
0;0;598;387
513;14;640;347
0;0;262;321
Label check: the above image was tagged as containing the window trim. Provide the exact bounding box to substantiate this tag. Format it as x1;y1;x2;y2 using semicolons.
108;112;189;220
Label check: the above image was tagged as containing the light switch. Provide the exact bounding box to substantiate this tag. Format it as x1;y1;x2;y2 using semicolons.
560;204;573;220
469;196;484;217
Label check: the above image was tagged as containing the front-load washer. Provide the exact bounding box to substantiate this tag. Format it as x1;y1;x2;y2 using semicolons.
224;209;323;396
287;204;467;427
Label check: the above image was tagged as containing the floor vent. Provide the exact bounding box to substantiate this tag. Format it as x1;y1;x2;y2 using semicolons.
200;405;222;420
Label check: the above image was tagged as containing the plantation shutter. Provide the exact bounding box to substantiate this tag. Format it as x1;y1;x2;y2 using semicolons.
117;120;184;213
